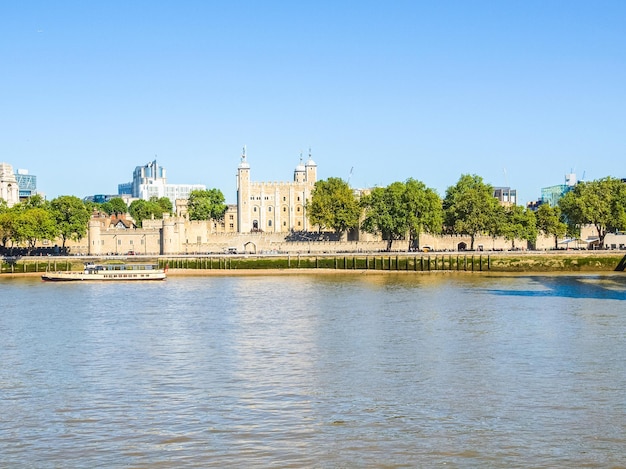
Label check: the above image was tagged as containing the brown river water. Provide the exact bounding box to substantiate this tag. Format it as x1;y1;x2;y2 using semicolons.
1;272;625;467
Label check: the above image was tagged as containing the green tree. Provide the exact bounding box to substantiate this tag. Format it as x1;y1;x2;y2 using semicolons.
100;197;128;215
187;189;227;221
15;207;58;252
500;205;537;249
154;196;173;215
50;195;91;249
128;197;173;227
443;174;500;250
361;182;410;251
404;178;443;250
22;194;47;209
307;177;361;234
536;203;568;249
559;177;626;246
0;205;18;248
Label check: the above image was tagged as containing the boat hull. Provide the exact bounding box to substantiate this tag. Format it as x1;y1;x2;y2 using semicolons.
42;269;166;281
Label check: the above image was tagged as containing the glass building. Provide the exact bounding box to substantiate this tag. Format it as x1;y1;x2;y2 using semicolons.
15;169;37;200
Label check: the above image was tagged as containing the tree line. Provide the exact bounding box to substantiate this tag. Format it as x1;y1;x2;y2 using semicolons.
0;190;229;254
307;174;626;250
1;176;624;253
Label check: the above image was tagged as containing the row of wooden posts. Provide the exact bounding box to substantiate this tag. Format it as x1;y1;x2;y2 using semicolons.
0;254;492;274
159;254;492;272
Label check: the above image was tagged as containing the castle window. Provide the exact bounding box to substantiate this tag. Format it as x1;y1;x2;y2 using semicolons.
297;207;301;212
283;207;287;212
268;206;272;212
297;221;301;227
230;223;234;229
229;215;234;220
283;197;286;202
254;207;257;212
297;196;301;201
268;220;272;227
283;221;286;226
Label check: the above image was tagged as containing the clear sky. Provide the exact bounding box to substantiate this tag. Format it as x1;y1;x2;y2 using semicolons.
2;1;625;205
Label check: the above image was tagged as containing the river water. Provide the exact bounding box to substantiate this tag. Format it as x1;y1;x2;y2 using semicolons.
1;272;625;468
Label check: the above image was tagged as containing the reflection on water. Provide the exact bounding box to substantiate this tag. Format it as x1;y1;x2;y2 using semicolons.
486;274;626;299
1;273;625;467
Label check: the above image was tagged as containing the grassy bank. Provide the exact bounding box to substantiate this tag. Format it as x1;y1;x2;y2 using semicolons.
3;251;626;275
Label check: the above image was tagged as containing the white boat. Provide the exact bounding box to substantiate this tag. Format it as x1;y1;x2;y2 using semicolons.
42;263;167;281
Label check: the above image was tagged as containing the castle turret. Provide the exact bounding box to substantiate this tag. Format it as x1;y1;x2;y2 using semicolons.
88;217;102;255
162;215;177;255
0;162;19;207
294;152;306;183
237;146;251;233
305;148;317;184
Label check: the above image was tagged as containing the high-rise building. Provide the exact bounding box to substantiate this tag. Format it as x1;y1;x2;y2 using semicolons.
118;160;206;206
15;169;37;200
493;187;517;206
541;173;578;207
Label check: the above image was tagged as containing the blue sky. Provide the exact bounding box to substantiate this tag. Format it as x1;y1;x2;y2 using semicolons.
2;1;625;204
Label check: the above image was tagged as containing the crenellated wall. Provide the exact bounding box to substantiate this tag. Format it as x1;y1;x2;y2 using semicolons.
57;215;608;256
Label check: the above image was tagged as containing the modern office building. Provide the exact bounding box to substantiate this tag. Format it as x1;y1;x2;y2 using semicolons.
493;187;517;206
0;162;20;207
540;173;578;207
15;169;37;200
118;160;206;207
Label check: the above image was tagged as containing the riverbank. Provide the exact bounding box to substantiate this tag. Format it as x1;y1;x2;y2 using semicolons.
2;251;625;276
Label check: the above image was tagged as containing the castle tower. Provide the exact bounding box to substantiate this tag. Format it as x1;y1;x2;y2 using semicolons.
88;217;102;255
305;148;317;184
162;216;177;255
0;162;19;207
294;152;306;183
237;146;251;233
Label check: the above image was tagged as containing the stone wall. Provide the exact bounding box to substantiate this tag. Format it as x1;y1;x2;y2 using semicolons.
57;216;609;255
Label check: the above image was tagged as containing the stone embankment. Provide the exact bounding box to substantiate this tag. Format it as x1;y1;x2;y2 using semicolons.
2;251;626;275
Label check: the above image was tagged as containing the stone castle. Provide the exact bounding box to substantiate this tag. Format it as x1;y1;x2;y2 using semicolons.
3;151;584;255
65;149;565;255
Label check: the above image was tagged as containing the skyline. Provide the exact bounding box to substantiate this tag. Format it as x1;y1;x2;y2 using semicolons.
2;1;625;205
